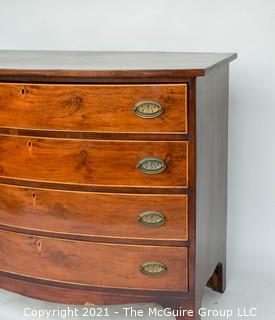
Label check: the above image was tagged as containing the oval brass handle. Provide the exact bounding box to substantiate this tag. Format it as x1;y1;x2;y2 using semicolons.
138;211;166;228
140;261;167;276
136;157;166;175
133;100;164;119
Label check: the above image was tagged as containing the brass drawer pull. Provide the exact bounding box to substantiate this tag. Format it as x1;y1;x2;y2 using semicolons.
140;261;167;276
133;100;164;119
138;211;166;228
137;157;166;175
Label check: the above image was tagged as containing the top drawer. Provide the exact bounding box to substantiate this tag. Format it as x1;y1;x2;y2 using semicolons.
0;83;187;134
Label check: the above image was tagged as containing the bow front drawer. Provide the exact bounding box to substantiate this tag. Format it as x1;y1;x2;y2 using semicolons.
0;230;188;292
0;135;188;188
0;83;187;134
0;184;188;242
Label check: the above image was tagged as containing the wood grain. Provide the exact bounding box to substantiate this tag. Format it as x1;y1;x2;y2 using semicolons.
0;83;187;134
0;184;188;242
0;135;188;188
0;127;189;141
0;50;237;79
0;272;194;309
195;64;229;311
0;230;188;291
0;51;237;320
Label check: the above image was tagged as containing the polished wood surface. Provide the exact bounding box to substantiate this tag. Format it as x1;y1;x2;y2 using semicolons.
0;83;187;134
0;184;188;242
0;51;237;320
0;273;194;311
0;230;188;291
195;64;229;311
0;135;188;188
0;51;237;79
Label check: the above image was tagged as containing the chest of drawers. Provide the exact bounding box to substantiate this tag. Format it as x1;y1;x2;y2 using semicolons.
0;51;236;320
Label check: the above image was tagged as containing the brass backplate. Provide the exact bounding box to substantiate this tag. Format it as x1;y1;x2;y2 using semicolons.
136;157;166;175
133;100;164;119
138;211;166;228
140;261;167;276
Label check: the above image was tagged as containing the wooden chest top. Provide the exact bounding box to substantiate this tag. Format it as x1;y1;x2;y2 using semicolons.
0;50;236;79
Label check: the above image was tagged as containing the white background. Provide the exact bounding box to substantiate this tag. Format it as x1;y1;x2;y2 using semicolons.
0;0;275;319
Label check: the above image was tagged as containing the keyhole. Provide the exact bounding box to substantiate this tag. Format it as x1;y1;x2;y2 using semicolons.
21;88;25;95
37;240;42;252
32;192;36;206
27;141;33;156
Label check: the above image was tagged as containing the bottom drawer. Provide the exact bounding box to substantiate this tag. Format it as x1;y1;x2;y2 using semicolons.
0;230;188;292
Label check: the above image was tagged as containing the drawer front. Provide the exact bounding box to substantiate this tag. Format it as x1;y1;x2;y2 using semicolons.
0;136;188;188
0;230;188;291
0;83;187;134
0;184;188;241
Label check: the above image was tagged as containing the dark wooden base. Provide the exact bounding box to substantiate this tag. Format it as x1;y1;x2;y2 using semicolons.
0;274;194;319
206;259;226;294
